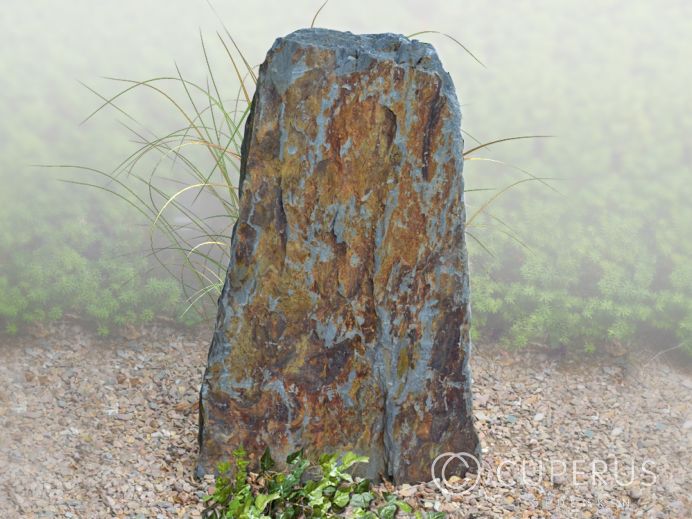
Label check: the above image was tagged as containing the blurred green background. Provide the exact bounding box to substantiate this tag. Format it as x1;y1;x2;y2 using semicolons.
1;0;690;354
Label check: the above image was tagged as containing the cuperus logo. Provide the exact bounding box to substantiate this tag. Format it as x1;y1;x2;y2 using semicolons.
430;452;482;495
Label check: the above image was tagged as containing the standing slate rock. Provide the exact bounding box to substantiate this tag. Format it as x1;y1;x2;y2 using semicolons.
198;28;479;484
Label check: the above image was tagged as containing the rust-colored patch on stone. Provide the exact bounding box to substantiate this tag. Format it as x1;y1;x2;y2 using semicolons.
198;28;479;484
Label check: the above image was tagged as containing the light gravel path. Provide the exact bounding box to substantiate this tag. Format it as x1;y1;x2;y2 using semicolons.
0;324;690;518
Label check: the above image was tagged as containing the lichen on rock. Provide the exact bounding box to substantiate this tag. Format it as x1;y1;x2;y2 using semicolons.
197;28;479;484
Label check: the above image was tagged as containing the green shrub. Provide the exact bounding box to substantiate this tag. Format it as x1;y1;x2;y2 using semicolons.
0;192;189;333
202;447;441;519
467;171;692;356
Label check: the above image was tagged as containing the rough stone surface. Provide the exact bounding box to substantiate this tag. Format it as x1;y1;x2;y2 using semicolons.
197;28;479;483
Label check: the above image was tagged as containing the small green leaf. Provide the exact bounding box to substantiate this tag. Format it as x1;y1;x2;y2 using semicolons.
286;448;304;465
277;507;297;519
354;479;371;493
232;446;247;460
333;488;351;508
260;447;275;472
254;492;280;513
349;491;374;508
378;503;397;519
308;486;324;507
302;479;318;493
341;451;369;469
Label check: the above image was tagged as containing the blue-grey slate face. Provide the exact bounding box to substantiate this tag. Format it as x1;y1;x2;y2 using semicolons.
198;27;478;484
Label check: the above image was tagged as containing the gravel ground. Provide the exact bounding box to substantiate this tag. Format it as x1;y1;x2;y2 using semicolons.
0;323;690;518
